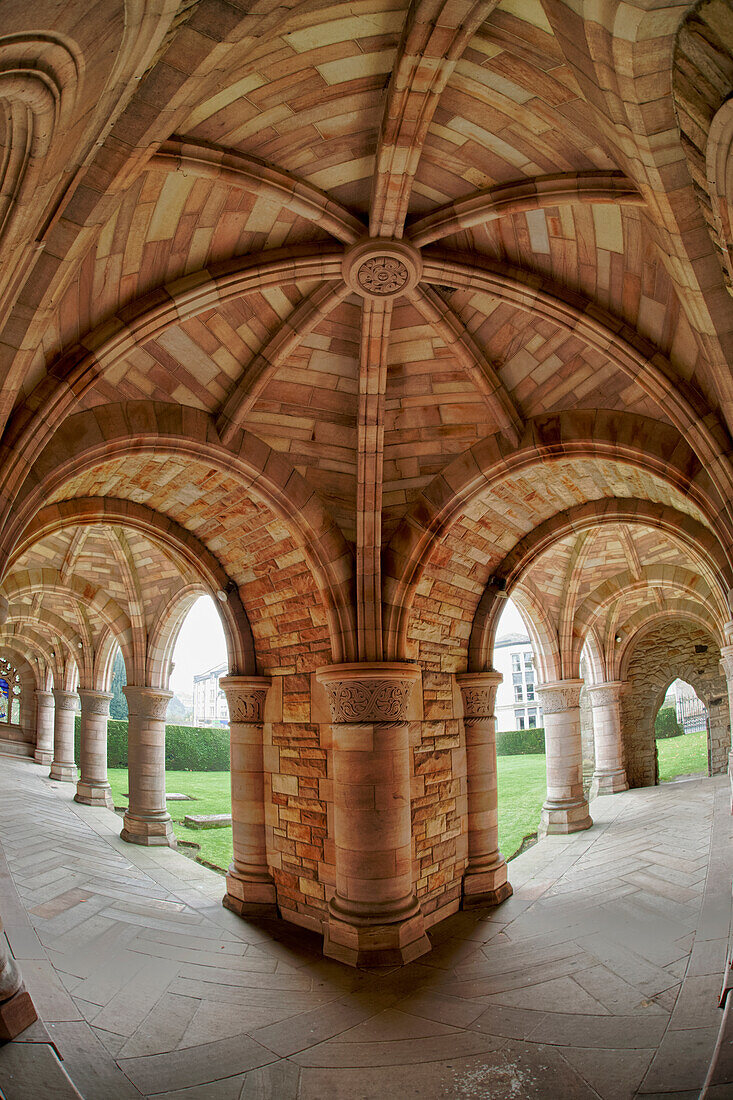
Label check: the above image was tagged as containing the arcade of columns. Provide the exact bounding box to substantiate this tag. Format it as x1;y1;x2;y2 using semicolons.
0;0;731;999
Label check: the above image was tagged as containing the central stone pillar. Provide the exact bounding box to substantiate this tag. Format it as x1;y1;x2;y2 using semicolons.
219;676;277;916
75;689;114;808
33;690;54;765
456;671;513;908
719;645;733;810
316;662;430;967
588;681;629;798
537;679;592;836
49;689;78;782
121;686;175;847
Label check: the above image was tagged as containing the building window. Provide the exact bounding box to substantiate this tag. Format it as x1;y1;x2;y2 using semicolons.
512;672;523;686
528;708;537;728
514;684;523;702
515;710;525;730
523;651;533;668
512;654;521;672
526;685;534;701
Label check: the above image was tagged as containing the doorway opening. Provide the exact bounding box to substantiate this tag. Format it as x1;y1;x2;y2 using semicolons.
655;679;710;783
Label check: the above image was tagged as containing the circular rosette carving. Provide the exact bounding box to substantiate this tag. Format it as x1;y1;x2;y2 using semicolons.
342;239;422;299
357;256;409;295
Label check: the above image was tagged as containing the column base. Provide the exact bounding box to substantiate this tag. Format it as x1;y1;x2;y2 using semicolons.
323;898;431;968
539;799;592;837
223;868;278;917
0;985;37;1041
121;811;177;848
34;749;53;766
462;859;513;910
589;769;628;799
75;782;113;809
49;762;77;782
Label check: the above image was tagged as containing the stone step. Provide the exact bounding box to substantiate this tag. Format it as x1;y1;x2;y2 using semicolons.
0;738;34;759
183;813;232;829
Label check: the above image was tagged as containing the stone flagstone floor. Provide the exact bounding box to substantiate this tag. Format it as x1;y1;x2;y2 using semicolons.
0;755;731;1099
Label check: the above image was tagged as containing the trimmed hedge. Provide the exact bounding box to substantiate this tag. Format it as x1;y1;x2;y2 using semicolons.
655;707;683;740
496;727;545;756
73;717;230;771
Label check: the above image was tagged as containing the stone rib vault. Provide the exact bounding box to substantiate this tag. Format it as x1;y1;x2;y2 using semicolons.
0;0;731;1093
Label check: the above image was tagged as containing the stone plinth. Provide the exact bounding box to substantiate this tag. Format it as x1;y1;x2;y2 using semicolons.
537;679;592;836
33;690;54;766
218;676;277;916
316;662;430;968
49;690;78;782
75;690;114;808
588;681;629;798
456;671;513;908
121;687;176;848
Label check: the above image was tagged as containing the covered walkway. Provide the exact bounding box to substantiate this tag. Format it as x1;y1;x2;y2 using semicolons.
0;755;730;1100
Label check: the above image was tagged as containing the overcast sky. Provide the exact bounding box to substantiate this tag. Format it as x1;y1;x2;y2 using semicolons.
168;595;529;696
170;596;227;695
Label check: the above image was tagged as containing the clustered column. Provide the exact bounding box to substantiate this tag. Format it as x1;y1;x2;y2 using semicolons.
75;689;114;808
0;918;37;1040
49;689;78;782
456;670;513;908
121;686;175;847
33;689;54;766
315;662;430;967
719;645;733;810
536;679;592;836
588;681;629;798
219;676;277;915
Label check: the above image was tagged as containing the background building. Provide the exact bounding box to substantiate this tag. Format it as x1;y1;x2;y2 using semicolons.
192;664;229;727
493;634;543;732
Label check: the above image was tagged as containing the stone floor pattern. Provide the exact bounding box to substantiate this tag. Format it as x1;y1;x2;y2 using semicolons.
0;756;730;1100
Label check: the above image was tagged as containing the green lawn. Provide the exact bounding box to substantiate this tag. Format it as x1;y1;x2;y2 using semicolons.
497;754;547;860
656;729;708;783
109;757;549;873
108;769;233;873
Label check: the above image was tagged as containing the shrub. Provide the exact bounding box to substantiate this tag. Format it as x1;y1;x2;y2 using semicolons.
496;727;545;756
655;707;682;739
74;717;230;771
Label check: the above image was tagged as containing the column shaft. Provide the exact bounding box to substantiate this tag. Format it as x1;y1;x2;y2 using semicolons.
316;663;430;968
589;681;629;797
121;686;175;847
537;679;592;836
457;671;512;908
219;676;276;915
719;645;733;811
49;690;78;782
33;690;54;765
75;690;114;808
0;919;37;1040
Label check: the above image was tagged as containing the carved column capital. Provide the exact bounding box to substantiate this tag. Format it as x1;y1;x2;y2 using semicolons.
456;670;502;723
587;681;626;708
122;686;172;721
536;678;583;713
51;689;78;712
219;676;271;723
316;662;420;724
77;689;113;718
34;690;54;708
